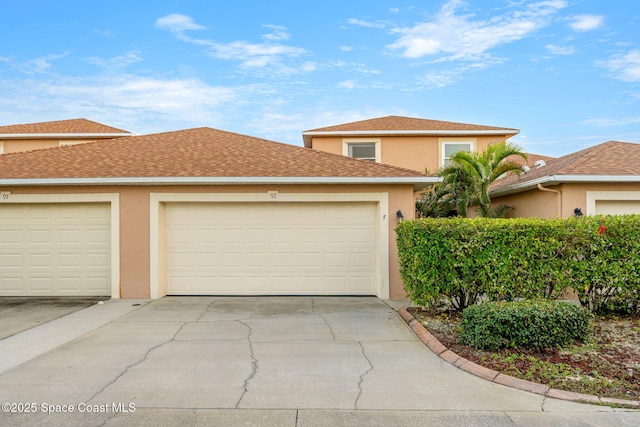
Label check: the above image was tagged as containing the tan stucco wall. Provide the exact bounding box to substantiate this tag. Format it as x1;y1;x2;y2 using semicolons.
310;134;512;173
1;139;61;153
494;182;640;219
2;184;415;299
0;138;114;154
493;188;560;218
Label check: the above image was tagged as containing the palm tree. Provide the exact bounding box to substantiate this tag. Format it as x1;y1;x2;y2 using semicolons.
419;141;527;218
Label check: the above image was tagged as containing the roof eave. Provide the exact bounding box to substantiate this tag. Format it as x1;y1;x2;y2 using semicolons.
0;133;134;139
491;174;640;197
0;176;438;191
302;129;520;146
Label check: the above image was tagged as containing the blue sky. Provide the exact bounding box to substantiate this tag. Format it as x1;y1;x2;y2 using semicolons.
1;0;639;157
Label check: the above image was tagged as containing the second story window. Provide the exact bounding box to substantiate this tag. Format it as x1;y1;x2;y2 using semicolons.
348;143;376;161
442;141;473;167
343;139;381;162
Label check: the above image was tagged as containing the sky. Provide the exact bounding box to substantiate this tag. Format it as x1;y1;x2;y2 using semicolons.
1;0;639;157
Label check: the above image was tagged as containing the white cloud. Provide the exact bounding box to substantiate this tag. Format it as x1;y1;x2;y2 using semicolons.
387;0;568;61
261;25;290;41
339;46;353;52
300;61;317;72
584;116;640;127
23;52;70;74
155;14;205;33
420;69;461;89
156;16;308;73
87;51;143;69
599;49;640;82
337;80;357;89
568;14;604;32
390;8;399;14
546;44;575;55
204;40;307;69
0;74;239;132
347;18;386;29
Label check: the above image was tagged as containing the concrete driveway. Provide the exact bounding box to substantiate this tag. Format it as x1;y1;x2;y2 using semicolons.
0;296;638;426
0;297;108;340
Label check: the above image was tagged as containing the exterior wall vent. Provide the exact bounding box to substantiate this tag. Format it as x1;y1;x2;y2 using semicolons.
535;160;546;169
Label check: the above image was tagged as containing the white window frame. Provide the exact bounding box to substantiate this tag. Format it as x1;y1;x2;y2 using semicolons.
440;138;475;167
342;138;381;162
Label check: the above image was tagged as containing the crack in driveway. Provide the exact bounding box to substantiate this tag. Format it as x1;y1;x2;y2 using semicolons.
87;321;189;404
354;341;374;409
235;319;257;408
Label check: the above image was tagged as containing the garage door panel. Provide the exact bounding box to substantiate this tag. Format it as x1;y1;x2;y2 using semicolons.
1;277;22;292
164;202;378;295
596;200;640;215
351;276;375;292
0;203;111;296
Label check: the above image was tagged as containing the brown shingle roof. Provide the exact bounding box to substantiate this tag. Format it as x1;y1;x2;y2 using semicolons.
0;127;428;180
0;118;132;135
492;141;640;194
506;152;555;167
305;115;519;132
303;115;519;147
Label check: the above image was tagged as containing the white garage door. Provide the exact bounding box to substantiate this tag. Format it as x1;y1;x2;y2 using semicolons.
164;202;378;295
0;203;111;296
595;200;640;215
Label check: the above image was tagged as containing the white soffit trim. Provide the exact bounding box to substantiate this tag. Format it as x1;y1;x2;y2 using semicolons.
0;133;133;139
491;175;640;197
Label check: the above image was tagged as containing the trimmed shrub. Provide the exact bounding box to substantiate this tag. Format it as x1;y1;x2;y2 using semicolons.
458;300;591;351
396;215;640;314
567;215;640;314
396;217;571;310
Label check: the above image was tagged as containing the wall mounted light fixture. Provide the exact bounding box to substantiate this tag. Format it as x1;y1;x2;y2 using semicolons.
396;210;404;223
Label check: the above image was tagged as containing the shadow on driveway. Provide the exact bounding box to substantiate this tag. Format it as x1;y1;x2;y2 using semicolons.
0;296;110;340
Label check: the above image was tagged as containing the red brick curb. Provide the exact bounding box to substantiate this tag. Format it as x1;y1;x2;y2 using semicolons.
397;306;640;409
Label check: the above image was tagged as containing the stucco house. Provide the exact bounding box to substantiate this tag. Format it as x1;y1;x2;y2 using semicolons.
0;127;434;299
0;118;133;154
490;141;640;218
303;115;520;173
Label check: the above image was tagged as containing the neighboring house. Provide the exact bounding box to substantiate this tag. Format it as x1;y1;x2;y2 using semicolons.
303;115;520;174
0;118;133;154
0;127;434;299
491;141;640;218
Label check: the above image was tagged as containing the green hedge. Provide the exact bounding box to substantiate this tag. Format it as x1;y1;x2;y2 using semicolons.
396;215;640;314
459;300;591;350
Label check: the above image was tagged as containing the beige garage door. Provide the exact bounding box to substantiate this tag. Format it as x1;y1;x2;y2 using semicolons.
595;200;640;215
164;202;378;295
0;203;111;296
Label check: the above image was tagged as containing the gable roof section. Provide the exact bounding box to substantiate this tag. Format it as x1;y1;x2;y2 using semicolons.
0;127;433;189
491;141;640;196
0;118;133;139
303;115;519;147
